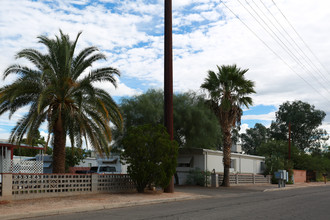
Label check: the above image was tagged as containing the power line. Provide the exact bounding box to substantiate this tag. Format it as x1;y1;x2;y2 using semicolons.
258;0;330;84
219;0;330;103
272;0;330;80
240;0;330;94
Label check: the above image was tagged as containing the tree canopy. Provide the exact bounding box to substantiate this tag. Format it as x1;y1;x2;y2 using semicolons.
270;100;327;151
0;30;122;173
241;123;269;155
241;100;329;181
115;89;222;150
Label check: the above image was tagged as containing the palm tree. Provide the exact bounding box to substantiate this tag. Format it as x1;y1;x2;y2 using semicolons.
201;64;255;186
0;30;123;173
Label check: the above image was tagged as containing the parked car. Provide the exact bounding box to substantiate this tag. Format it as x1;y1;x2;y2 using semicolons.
97;165;118;174
75;165;118;174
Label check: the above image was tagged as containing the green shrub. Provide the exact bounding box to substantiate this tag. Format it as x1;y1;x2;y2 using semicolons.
121;124;178;193
186;168;211;186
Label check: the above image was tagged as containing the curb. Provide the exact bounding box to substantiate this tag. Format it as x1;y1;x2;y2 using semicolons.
263;184;328;192
1;195;210;220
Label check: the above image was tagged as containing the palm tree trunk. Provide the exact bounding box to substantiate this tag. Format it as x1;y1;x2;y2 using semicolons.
221;126;231;187
52;115;66;173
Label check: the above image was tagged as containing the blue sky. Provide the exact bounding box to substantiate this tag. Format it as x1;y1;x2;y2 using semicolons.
1;0;330;143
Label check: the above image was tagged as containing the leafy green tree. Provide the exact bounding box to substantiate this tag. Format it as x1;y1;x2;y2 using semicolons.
115;89;221;149
65;147;89;172
201;64;255;187
174;92;222;149
121;124;178;193
14;146;53;157
241;123;269;155
270;100;327;151
22;130;47;148
258;140;330;182
14;131;52;156
257;140;296;183
0;30;122;173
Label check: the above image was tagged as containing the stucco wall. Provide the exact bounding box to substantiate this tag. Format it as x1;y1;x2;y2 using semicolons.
293;169;306;183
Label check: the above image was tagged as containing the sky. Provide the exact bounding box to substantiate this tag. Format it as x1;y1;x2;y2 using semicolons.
0;0;330;145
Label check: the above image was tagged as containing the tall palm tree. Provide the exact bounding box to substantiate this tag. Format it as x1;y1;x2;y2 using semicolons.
201;64;255;187
0;30;123;173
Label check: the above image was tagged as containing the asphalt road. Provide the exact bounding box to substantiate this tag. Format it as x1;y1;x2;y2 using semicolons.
33;185;330;220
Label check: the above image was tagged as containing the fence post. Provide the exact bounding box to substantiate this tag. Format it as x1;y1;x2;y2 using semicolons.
91;174;98;193
1;174;12;201
236;173;239;184
211;173;219;187
253;174;255;184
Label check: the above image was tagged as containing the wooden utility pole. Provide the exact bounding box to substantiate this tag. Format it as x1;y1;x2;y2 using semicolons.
164;0;174;193
288;122;291;160
288;122;292;183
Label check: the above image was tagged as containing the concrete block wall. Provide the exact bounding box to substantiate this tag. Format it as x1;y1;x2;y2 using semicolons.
0;173;136;201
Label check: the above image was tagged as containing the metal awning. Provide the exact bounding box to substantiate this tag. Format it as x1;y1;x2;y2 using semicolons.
101;158;118;164
43;162;52;168
178;156;192;164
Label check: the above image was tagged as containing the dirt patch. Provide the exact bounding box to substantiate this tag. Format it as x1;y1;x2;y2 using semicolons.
0;200;10;205
0;191;195;217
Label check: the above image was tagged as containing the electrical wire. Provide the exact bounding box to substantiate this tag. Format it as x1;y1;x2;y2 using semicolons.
240;0;330;94
258;0;330;84
272;0;330;80
219;0;330;103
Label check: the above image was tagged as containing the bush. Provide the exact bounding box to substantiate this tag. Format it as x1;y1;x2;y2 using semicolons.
186;168;211;186
121;124;178;193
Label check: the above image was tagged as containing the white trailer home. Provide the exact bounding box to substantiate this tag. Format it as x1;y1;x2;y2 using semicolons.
176;148;266;185
0;140;44;174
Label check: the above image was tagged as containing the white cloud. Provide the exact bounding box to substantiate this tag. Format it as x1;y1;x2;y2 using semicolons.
242;112;276;121
39;131;50;142
239;123;249;134
94;80;143;97
320;123;330;134
1;0;330;140
0;132;12;140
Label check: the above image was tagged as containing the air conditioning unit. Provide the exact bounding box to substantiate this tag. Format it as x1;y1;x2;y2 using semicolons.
231;143;242;153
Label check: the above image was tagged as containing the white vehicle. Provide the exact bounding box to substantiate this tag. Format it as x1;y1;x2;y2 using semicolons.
94;156;127;174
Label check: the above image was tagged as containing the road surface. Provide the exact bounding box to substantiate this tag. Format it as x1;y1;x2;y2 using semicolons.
33;185;330;220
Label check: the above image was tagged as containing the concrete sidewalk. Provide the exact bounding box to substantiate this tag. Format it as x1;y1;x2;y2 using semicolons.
0;182;327;220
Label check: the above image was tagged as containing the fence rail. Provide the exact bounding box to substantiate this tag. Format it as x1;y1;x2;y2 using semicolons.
0;173;136;201
217;173;271;185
